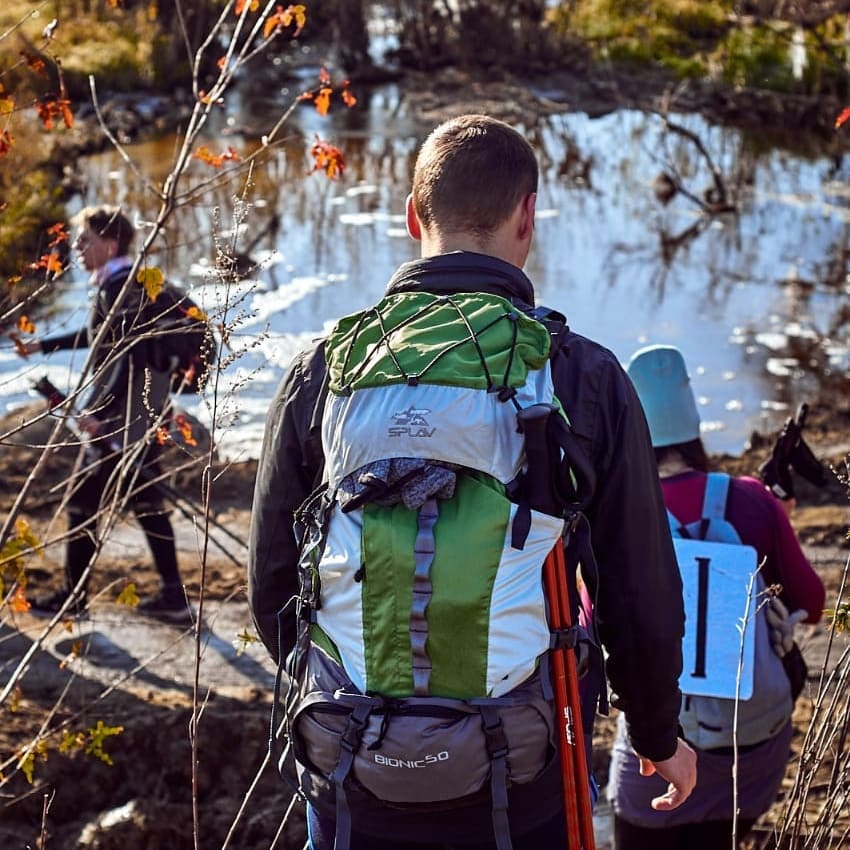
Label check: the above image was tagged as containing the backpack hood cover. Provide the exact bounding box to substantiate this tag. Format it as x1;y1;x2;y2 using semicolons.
323;291;553;489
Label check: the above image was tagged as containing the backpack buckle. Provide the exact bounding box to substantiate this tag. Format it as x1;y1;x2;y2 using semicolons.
550;626;579;651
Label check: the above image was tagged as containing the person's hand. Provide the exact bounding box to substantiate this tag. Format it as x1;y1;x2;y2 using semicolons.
765;596;807;658
76;414;101;437
637;738;697;811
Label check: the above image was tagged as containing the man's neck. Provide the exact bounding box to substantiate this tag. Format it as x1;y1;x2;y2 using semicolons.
419;234;524;270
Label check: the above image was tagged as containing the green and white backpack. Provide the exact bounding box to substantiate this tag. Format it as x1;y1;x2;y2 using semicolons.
283;290;596;850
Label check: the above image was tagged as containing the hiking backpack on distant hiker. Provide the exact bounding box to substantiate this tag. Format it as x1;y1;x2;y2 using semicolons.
143;283;216;394
281;290;600;850
668;473;795;750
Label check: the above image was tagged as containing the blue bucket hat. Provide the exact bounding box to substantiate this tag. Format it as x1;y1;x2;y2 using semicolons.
626;345;701;448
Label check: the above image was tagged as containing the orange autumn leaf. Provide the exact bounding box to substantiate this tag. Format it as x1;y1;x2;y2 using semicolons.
21;51;47;76
193;144;241;168
263;4;306;39
59;99;73;128
47;222;69;247
217;56;227;70
36;101;55;130
341;87;357;109
17;315;35;334
0;95;14;115
235;0;260;14
137;266;165;301
156;426;172;446
0;129;13;156
185;304;207;321
314;87;332;116
836;107;850;130
288;3;307;32
310;136;345;180
36;98;73;131
175;414;197;447
10;586;31;614
30;253;63;275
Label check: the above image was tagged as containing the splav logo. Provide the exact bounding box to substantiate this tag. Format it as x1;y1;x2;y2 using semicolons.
389;405;436;438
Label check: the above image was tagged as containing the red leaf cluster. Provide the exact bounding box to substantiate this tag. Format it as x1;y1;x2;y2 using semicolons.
36;97;73;131
47;222;69;247
194;145;241;168
310;136;345;180
29;252;63;276
300;68;357;117
21;51;47;77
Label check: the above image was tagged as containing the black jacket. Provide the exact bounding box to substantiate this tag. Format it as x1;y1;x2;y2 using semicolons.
248;251;684;835
40;261;171;446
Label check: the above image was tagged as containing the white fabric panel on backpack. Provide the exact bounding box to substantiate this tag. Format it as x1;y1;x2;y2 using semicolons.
314;505;368;692
322;364;555;488
486;506;565;697
675;537;758;699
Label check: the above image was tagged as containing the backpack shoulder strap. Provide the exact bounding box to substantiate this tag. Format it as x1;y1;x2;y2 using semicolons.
528;304;569;360
702;472;731;520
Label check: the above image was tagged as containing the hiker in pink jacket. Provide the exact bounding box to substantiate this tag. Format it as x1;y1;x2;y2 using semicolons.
608;344;825;850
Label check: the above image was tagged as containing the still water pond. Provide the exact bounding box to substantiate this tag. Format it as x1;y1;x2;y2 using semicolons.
3;86;849;461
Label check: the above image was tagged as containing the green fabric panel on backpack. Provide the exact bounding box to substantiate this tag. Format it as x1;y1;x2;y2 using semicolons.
359;475;509;699
427;474;510;698
361;502;418;696
310;623;343;665
326;292;551;393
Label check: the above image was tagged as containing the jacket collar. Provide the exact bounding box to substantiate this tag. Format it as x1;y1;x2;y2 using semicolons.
94;255;133;288
385;251;536;307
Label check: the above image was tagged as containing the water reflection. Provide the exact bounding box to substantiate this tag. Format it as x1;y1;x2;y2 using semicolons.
2;93;848;460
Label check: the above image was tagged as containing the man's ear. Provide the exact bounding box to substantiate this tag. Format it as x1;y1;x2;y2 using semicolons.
518;192;536;241
405;193;422;242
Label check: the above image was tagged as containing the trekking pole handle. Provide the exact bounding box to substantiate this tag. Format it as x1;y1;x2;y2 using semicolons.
34;375;67;410
516;403;560;517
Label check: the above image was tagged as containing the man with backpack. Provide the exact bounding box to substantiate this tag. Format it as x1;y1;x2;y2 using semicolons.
16;205;192;621
248;114;696;849
608;344;825;849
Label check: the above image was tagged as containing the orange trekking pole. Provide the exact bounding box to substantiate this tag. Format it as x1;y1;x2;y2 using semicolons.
545;540;596;850
517;402;597;850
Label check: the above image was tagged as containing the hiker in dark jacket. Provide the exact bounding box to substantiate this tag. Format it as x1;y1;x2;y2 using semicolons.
248;114;696;848
607;344;825;850
16;205;188;620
